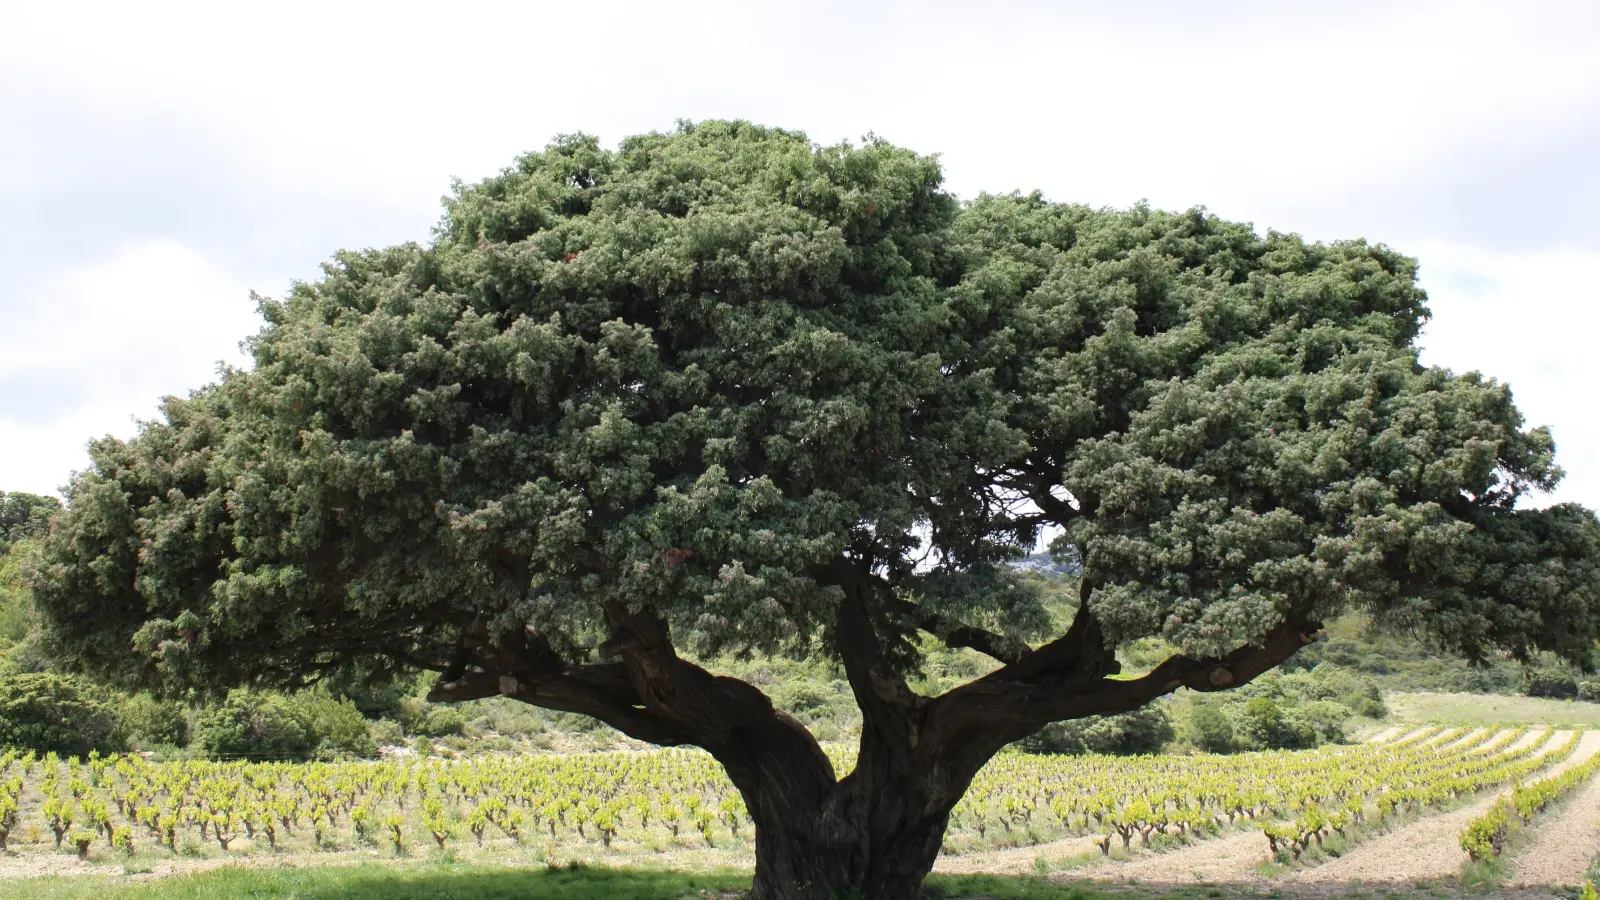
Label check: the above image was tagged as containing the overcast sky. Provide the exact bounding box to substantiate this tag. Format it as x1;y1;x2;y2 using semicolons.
3;1;1598;510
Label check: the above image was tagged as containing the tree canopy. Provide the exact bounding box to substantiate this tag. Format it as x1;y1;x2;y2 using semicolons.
0;491;60;546
28;120;1600;900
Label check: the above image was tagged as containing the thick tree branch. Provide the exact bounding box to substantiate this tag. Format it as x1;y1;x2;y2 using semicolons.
596;602;835;776
918;615;1030;666
924;607;1324;768
992;461;1078;526
979;582;1115;685
1007;612;1325;723
893;597;1029;665
818;560;928;754
428;663;691;745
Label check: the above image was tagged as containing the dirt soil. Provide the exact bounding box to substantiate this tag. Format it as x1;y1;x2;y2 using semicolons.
1285;730;1598;887
1510;745;1600;887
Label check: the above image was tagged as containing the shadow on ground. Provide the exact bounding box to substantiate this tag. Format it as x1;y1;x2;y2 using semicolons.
11;862;1126;900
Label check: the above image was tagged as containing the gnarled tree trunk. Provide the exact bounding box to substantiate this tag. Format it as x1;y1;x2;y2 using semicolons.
429;575;1321;900
726;736;971;900
746;792;951;900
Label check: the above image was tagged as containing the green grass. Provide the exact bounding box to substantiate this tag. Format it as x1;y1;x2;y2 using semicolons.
7;863;741;900
4;862;1173;900
1388;692;1600;727
7;859;1539;899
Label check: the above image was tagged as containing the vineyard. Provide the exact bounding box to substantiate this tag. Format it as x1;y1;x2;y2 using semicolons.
0;724;1597;888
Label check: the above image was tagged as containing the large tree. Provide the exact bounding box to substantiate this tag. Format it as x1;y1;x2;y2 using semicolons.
30;121;1600;899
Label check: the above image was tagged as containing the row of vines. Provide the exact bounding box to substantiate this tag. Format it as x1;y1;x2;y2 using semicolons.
1461;729;1598;861
0;725;1572;864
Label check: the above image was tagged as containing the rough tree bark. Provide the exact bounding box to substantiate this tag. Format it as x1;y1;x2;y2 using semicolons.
428;571;1322;900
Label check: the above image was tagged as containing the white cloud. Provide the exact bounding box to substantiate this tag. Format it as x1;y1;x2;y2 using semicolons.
1414;242;1600;509
0;240;262;494
3;1;1596;222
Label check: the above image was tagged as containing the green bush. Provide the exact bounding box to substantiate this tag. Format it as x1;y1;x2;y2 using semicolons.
1181;698;1236;752
1299;700;1351;744
771;680;849;722
1282;664;1385;716
421;707;466;737
1340;690;1388;719
0;673;125;756
195;690;376;760
0;543;32;649
368;718;405;747
1229;697;1317;750
1525;667;1579;699
399;699;467;738
1020;705;1174;755
459;697;546;739
1579;682;1600;703
299;692;377;758
119;693;189;748
318;668;420;720
195;690;315;759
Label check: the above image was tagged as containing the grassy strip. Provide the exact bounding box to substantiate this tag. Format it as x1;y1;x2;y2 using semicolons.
4;861;1152;900
10;862;745;900
1389;693;1600;728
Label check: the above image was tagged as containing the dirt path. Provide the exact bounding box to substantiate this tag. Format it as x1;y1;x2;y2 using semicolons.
1285;730;1598;886
1085;828;1271;883
933;836;1101;875
1510;750;1600;887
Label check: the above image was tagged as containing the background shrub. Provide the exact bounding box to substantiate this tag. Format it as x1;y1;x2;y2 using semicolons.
119;693;189;749
298;692;377;758
195;690;377;760
0;672;125;756
1181;699;1236;752
1525;667;1579;699
399;699;466;738
1020;705;1175;755
195;690;315;759
1229;697;1318;750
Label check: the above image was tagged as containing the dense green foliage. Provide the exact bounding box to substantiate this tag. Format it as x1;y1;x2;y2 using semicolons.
0;673;124;756
1209;665;1385;748
1285;616;1526;693
32;120;1600;701
118;692;190;749
1286;615;1600;701
0;541;34;660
